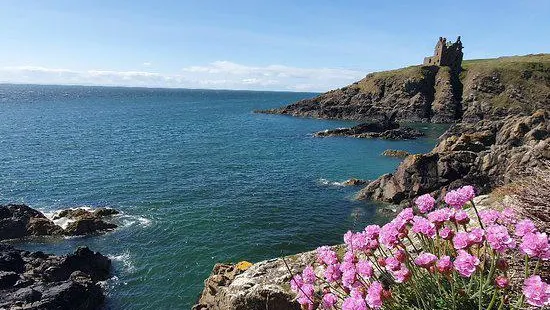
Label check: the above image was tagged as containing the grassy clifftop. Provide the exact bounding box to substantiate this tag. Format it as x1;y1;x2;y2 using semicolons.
262;53;550;123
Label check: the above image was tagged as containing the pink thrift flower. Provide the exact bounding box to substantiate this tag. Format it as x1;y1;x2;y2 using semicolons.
364;225;381;239
520;232;550;260
322;292;338;308
395;249;406;262
439;227;454;240
397;207;414;222
356;260;373;278
324;263;342;283
453;232;470;250
468;228;485;245
290;274;303;292
297;283;314;309
453;209;470;225
444;189;466;208
495;276;509;289
344;231;354;248
414;252;438;268
340;262;357;288
379;222;400;248
302;266;316;284
415;193;436;213
412;216;436;238
317;246;338;265
436;256;452;274
342;294;367;310
427;208;452;225
523;275;550;307
352;232;369;251
486;224;515;253
390;265;411;283
479;209;501;226
515;219;537;237
454;250;480;277
385;257;401;271
344;251;357;263
499;207;516;225
458;185;476;201
366;281;384;309
391;217;408;233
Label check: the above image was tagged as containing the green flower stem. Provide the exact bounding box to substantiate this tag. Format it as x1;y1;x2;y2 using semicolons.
405;235;419;253
486;288;499;310
450;276;457;310
514;255;530;309
533;258;541;275
469;199;484;229
496;295;505;310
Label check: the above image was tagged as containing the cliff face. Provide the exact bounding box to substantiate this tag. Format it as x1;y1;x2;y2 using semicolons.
357;110;550;203
261;54;550;124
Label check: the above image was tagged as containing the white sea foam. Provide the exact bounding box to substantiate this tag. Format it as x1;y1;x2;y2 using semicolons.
317;178;346;187
41;206;152;230
118;214;153;229
108;252;135;273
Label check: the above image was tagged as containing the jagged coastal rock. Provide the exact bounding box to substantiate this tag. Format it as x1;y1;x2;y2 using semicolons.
381;150;411;158
0;204;119;240
357;110;550;203
0;245;111;310
341;178;368;186
193;251;321;310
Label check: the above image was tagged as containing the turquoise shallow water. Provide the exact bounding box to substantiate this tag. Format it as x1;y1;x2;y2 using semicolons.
0;84;447;309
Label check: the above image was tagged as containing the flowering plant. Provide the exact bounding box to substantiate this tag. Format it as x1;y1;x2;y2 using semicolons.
289;185;550;309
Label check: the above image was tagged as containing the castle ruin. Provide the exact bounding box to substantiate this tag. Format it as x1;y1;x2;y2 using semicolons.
423;36;463;72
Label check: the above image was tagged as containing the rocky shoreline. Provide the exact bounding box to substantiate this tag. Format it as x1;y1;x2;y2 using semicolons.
0;204;119;309
1;204;120;240
357;109;549;204
199;55;550;309
0;245;111;309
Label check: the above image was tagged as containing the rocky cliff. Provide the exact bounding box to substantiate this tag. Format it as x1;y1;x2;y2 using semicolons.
357;109;550;203
260;54;550;123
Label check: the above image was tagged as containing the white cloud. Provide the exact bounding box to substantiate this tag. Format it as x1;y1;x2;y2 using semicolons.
142;62;152;67
0;61;365;92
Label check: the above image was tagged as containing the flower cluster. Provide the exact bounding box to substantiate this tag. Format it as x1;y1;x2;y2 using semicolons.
289;185;550;309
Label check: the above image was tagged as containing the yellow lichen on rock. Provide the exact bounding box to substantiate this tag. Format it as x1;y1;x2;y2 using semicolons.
235;261;253;271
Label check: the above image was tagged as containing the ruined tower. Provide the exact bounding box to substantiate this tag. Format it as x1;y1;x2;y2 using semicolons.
423;36;463;72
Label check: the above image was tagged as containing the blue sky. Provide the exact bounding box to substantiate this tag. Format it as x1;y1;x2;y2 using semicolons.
0;0;549;91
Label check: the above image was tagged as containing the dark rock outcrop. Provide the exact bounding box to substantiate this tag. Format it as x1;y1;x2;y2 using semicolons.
0;245;111;310
382;150;412;158
0;205;118;240
314;120;424;140
0;204;63;240
54;207;119;236
342;178;368;186
357;109;550;204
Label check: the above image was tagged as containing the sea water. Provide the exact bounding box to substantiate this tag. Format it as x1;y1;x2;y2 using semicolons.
0;84;447;309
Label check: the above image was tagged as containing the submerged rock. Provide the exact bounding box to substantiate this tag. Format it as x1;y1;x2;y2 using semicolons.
0;245;111;310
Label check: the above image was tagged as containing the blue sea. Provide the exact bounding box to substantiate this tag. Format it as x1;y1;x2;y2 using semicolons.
0;84;446;309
